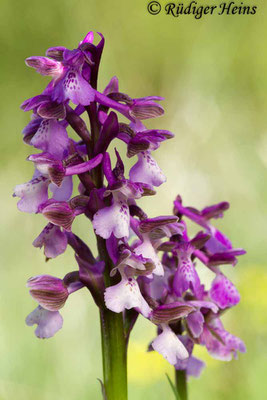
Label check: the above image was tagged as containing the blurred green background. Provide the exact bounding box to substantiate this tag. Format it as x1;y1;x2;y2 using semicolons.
1;0;266;399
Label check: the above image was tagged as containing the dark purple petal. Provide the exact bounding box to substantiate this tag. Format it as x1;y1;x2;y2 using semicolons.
94;112;119;154
75;255;104;307
37;101;66;119
65;154;103;176
21;95;50;111
80;31;94;45
46;46;66;61
190;232;211;250
127;129;174;157
139;216;178;233
102;152;116;186
66;231;96;264
22;116;43;143
103;76;119;96
201;202;230;220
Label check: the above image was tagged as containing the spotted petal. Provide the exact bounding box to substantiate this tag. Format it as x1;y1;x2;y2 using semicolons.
173;257;201;297
104;276;151;317
62;69;95;105
31;119;69;160
129;151;166;187
33;223;67;259
13;176;49;213
210;273;240;309
93;196;130;239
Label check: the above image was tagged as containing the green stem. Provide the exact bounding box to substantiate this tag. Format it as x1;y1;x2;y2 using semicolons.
100;309;128;400
97;236;128;400
175;369;188;400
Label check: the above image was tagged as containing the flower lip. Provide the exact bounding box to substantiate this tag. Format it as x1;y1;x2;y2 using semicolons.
152;325;189;365
32;223;67;259
26;306;63;338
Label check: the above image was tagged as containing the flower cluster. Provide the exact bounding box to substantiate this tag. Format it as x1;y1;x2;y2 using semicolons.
15;32;246;377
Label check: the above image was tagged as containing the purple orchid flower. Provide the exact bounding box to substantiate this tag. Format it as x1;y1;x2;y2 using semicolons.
25;32;98;106
16;31;246;398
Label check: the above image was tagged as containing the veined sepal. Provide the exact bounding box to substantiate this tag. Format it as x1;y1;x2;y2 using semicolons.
151;302;195;324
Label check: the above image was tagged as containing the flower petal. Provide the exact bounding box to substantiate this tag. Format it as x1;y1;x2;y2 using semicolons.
93;197;130;239
49;176;73;201
33;223;67;258
186;356;206;378
187;311;204;338
13;176;49;213
31;119;69;160
135;236;164;276
63;69;95;105
152;325;189;365
104;276;151;317
26;305;63;339
42;201;75;231
173;257;201;297
27;275;69;311
25;56;64;76
209;273;240;309
129;151;166;187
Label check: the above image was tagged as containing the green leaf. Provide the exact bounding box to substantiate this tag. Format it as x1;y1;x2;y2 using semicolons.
166;373;181;400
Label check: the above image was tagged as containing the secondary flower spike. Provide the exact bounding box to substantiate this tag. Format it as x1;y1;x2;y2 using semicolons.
15;31;246;398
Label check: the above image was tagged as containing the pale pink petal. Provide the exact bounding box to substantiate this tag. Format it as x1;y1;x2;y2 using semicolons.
135;235;164;276
25;305;63;339
129;151;166;187
13;176;49;213
152;325;189;365
93;198;130;239
104;276;151;317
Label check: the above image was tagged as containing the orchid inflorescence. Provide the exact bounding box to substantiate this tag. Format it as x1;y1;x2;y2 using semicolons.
14;31;246;382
